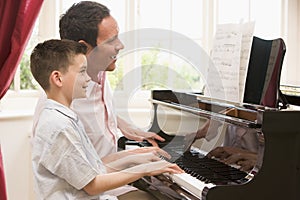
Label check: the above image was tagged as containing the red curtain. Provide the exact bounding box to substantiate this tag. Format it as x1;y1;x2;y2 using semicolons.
0;0;43;99
0;0;43;199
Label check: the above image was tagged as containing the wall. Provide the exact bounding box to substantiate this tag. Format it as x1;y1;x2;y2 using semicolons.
0;113;35;200
0;93;38;200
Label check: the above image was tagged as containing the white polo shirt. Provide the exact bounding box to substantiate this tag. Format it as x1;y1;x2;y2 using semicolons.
32;72;136;197
32;99;116;200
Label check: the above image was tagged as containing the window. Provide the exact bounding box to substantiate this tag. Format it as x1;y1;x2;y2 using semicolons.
131;0;205;92
6;0;300;104
9;23;40;92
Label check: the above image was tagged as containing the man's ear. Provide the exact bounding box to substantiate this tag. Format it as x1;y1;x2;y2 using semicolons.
49;70;63;87
78;40;93;53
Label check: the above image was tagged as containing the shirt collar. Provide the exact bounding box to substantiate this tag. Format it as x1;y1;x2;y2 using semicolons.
44;99;78;122
97;71;106;84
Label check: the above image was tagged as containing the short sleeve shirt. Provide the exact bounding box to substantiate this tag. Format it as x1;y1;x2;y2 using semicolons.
32;99;117;200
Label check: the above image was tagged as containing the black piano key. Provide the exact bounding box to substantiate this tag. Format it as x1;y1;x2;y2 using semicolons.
169;150;248;184
158;142;249;184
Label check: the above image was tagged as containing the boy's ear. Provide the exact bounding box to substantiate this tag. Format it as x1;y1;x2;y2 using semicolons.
49;71;63;87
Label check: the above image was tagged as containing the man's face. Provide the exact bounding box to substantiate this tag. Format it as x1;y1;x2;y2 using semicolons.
87;16;124;73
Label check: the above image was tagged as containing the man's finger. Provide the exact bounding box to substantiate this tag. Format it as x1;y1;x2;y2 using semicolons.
146;138;159;147
144;132;165;142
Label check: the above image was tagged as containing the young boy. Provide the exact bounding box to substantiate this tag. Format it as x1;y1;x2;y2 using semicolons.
30;39;183;200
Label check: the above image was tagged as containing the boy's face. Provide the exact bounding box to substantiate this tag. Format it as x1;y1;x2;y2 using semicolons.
63;54;90;100
87;16;124;73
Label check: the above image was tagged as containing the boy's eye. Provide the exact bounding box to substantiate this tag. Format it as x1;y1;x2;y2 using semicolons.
80;69;86;74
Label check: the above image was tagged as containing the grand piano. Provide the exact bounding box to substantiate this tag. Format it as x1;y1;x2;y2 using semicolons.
121;89;300;200
118;36;299;199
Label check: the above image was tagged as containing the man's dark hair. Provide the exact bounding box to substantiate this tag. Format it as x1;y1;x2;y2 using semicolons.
30;39;87;90
59;1;110;47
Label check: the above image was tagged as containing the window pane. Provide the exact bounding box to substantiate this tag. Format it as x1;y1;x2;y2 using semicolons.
217;0;249;24
172;0;203;39
250;0;281;39
10;19;40;91
138;0;171;29
217;0;281;39
140;49;203;92
108;58;124;90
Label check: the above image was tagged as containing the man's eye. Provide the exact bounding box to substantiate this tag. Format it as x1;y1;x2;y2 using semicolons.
106;39;114;44
107;36;118;44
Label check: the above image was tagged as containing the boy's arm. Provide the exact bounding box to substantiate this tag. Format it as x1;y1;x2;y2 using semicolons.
103;152;161;172
83;160;183;196
101;146;171;171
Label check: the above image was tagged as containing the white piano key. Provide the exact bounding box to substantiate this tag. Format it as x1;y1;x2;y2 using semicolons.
166;172;215;199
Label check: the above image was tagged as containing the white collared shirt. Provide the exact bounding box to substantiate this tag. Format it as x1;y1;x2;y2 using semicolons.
71;72;122;159
32;73;136;197
32;99;117;200
71;72;136;196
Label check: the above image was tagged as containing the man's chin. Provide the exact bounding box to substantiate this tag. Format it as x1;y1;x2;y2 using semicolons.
106;63;117;71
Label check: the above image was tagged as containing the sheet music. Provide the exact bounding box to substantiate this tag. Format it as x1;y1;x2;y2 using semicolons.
207;22;255;103
239;22;255;101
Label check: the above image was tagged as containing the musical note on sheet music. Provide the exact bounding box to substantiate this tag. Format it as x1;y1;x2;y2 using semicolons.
206;22;255;103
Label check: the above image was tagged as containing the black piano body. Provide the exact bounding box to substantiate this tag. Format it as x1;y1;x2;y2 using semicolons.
128;90;300;200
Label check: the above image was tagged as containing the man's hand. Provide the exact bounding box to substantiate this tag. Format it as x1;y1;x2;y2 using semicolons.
117;117;165;146
127;146;171;160
207;146;257;172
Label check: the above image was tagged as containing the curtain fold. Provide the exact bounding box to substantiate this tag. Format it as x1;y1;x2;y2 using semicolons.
0;0;43;99
0;1;43;199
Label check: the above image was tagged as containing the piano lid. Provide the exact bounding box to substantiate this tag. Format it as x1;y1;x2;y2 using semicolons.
150;90;277;128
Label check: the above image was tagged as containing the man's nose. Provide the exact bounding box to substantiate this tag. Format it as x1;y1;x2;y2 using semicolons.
116;40;124;51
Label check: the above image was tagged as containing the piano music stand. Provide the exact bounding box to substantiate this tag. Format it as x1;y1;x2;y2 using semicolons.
243;36;286;108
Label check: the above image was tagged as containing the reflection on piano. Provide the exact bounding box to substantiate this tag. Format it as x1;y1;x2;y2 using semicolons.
121;90;300;200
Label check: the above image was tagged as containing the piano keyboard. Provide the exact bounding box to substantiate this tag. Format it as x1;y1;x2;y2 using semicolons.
129;139;250;199
159;144;250;199
166;172;215;199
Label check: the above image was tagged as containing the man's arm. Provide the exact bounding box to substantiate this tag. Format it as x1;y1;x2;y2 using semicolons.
117;116;165;146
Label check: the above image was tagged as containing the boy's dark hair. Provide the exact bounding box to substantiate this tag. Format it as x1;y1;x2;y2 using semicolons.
30;39;87;91
59;1;110;47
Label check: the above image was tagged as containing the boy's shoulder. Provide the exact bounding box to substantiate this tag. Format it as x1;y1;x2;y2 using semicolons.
35;99;77;136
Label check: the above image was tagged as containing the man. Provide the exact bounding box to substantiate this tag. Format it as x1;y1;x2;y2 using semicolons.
58;1;164;159
30;1;170;199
